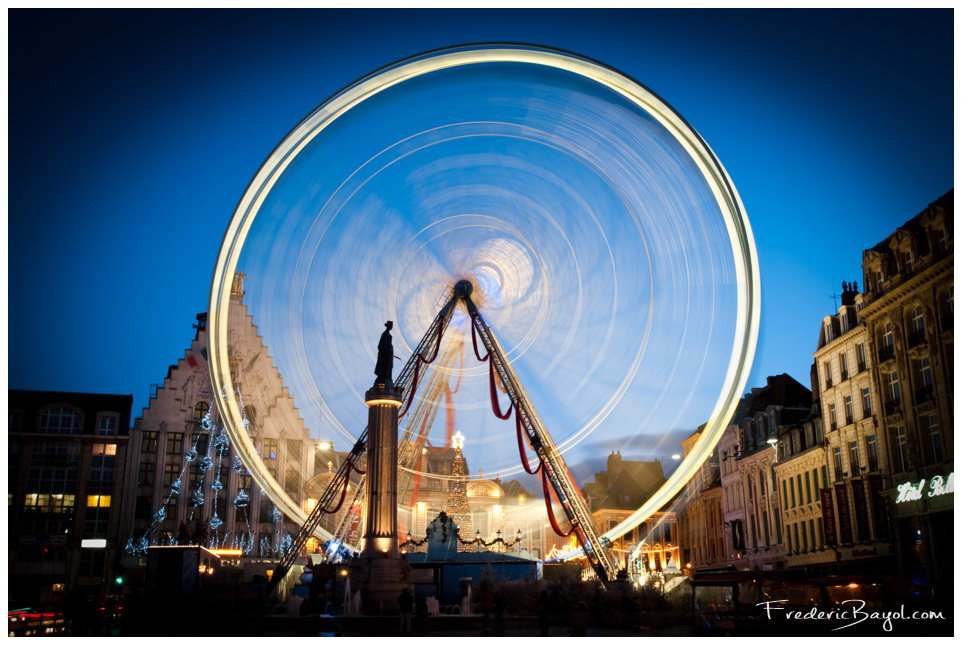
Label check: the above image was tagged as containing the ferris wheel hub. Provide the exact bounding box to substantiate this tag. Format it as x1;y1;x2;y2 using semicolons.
453;279;473;298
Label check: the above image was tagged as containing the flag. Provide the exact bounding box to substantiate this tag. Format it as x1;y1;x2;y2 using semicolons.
187;353;198;368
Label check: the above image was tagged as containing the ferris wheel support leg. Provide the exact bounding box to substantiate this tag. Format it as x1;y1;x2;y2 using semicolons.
460;294;620;584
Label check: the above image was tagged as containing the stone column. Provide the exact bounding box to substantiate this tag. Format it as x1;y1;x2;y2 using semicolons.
360;384;403;557
348;383;411;615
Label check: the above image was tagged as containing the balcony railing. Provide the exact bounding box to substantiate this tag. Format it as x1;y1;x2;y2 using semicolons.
878;346;895;363
825;378;833;389
884;398;902;416
908;329;926;348
845;416;854;426
840;370;849;382
857;361;867;373
862;407;872;419
914;385;934;405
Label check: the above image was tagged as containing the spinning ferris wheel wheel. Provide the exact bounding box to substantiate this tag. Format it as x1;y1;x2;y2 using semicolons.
206;44;759;584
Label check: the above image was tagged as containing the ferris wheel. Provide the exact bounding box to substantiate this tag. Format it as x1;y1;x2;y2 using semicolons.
207;44;759;584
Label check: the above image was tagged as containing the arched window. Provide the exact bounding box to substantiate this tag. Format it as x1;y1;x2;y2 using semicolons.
882;323;894;350
193;402;209;422
38;407;80;434
912;306;925;333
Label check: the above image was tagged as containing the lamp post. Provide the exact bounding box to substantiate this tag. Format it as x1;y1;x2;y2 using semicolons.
407;532;412;554
476;530;481;553
497;530;502;553
517;529;522;552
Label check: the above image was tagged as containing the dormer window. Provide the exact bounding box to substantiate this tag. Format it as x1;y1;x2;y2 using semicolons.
902;250;914;276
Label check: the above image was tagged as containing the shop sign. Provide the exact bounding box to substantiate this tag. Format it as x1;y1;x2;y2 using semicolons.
895;472;954;504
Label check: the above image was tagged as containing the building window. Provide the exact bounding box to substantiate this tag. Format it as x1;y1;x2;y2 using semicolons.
824;361;833;389
78;549;106;578
97;416;117;436
192;433;209;456
821;465;828;488
193;402;209;422
893;426;908;473
801;523;808;552
888;371;900;399
165;496;177;520
812;467;819;496
142;431;158;453
912;305;924;333
782;480;789;510
135;495;152;520
84;443;114;495
163;463;180;487
867;435;879;472
38;407;81;434
844;396;854;425
137;460;155;486
287;440;303;462
86;494;111;507
793;524;801;554
833;447;844;481
862;388;872;417
189;463;204;490
264;439;279;460
902;250;914;275
817;518;825;546
856;343;867;372
849;441;860;473
882;323;894;352
829;403;837;430
786;526;793;553
927;415;942;462
918;357;933;389
166;433;184;455
260;500;276;524
839;352;849;380
814;419;823;445
805;471;812;504
284;465;301;494
809;519;817;550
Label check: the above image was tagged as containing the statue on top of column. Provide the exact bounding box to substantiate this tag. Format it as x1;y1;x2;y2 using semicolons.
374;321;396;388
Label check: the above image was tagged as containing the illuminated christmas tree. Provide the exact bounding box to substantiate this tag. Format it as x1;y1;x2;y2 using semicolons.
446;431;472;548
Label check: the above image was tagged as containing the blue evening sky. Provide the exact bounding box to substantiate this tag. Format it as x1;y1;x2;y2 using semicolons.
8;9;953;477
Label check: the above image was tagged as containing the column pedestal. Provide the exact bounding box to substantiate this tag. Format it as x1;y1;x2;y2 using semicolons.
348;383;411;614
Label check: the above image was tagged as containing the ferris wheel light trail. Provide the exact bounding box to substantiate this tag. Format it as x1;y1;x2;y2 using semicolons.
208;44;759;547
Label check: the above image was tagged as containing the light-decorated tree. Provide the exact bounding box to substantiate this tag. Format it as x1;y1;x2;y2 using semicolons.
446;431;472;548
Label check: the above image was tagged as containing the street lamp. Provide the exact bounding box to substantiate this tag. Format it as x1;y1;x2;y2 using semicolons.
476;530;481;553
497;529;502;553
517;529;523;552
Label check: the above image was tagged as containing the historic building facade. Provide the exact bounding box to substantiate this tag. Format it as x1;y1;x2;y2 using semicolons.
125;273;331;566
582;451;678;577
856;190;953;601
8;390;134;607
677;426;725;572
772;369;835;575
720;374;811;571
813;280;895;574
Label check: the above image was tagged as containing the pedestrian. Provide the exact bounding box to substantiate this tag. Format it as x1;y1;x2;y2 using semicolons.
537;589;551;636
398;587;414;633
493;590;507;634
